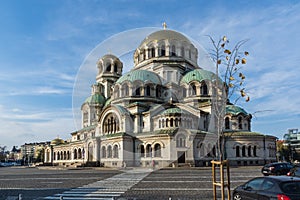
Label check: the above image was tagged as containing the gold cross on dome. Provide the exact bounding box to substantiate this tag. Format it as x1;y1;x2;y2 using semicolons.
162;22;167;29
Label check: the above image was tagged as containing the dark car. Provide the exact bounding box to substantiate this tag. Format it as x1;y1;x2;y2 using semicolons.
233;176;300;200
262;162;295;176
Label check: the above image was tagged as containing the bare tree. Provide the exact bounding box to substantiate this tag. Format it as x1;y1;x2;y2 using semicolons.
208;35;250;161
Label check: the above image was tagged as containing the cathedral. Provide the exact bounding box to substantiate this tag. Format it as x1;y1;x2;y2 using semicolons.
44;28;277;168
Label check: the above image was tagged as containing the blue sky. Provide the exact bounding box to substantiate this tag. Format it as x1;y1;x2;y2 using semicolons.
1;0;300;150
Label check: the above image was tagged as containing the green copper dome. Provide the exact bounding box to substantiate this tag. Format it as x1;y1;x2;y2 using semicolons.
84;93;106;105
116;70;161;84
180;69;218;84
226;105;248;115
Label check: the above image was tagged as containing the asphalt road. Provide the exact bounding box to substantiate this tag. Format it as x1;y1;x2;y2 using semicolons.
0;166;262;200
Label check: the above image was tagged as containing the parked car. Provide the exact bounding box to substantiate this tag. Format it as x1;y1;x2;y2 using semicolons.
233;176;300;200
261;162;295;176
287;167;300;177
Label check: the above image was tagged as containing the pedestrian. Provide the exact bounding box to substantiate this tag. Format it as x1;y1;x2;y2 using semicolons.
152;160;155;169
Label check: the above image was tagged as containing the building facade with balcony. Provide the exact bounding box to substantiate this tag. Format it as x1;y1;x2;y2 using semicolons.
283;129;300;161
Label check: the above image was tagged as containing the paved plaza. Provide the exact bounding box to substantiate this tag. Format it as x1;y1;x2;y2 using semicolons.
0;166;262;200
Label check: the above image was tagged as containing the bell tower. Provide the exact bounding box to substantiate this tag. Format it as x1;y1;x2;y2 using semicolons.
96;54;123;98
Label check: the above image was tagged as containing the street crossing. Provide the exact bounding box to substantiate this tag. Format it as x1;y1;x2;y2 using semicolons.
41;168;152;200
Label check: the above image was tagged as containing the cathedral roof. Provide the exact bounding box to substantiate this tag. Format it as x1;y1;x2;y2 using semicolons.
116;69;161;84
84;93;106;105
226;105;248;115
180;69;217;84
138;29;192;47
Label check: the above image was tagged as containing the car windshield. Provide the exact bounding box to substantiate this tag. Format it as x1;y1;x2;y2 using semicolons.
280;181;300;194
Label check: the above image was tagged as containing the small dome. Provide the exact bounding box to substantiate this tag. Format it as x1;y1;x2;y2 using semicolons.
116;69;161;85
85;93;106;105
226;105;248;115
139;30;192;48
180;69;218;84
99;54;119;60
134;29;198;68
96;54;123;78
51;138;65;146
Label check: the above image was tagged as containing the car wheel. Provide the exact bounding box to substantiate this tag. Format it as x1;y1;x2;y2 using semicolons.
233;192;242;200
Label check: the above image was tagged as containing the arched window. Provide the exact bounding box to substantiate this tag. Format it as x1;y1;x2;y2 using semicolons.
140;145;145;157
176;135;186;147
201;83;208;95
156;86;161;98
146;85;151;96
253;146;257;157
154;143;161;157
190;83;197;95
113;145;118;158
166;118;169;127
103;113;119;134
248;146;252;157
160;45;165;56
225;117;230;129
171;45;176;56
74;149;77;159
238;117;243;129
151;47;155;58
143;49;146;60
207;143;212;157
53;152;56;160
106;64;111;72
162;119;165;128
181;47;185;57
146;144;152;157
199;143;205;157
78;148;82;159
102;146;106;158
83;111;88;123
236;146;240;157
170;118;174;127
242;146;246;157
135;87;141;96
123;84;129;96
114;64;118;72
175;118;178;127
107;146;112;158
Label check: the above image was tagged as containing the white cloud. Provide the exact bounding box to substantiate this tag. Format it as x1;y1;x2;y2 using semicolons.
0;105;75;150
